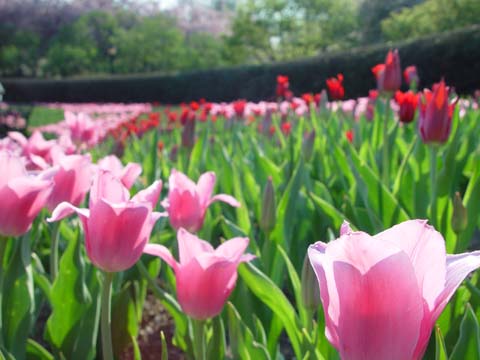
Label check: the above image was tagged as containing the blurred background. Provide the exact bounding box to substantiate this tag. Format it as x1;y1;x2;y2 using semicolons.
1;0;479;78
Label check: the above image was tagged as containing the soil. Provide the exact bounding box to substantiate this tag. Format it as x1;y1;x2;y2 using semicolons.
121;293;185;360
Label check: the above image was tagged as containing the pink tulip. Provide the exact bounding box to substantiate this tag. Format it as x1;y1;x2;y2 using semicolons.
308;220;480;360
0;151;53;237
144;228;254;319
163;170;240;233
97;155;142;189
43;154;93;212
48;170;164;272
8;130;57;170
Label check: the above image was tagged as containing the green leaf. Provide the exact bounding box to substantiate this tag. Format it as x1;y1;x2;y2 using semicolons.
206;316;225;360
111;281;140;357
435;326;448;360
2;235;35;360
239;262;302;360
26;339;53;360
450;303;480;360
227;303;271;360
45;228;101;360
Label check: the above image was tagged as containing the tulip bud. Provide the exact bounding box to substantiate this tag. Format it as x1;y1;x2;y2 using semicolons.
452;192;467;234
301;253;320;310
302;130;315;161
260;177;276;234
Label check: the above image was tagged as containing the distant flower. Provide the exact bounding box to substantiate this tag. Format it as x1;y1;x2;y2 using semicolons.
326;74;345;100
394;90;419;123
372;50;401;93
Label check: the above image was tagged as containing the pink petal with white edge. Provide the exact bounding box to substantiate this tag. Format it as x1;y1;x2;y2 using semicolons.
177;228;214;265
132;180;162;209
209;194;241;207
333;252;424;360
90;170;129;206
121;162;142;189
375;219;446;310
196;171;216;206
47;201;90;223
215;237;250;261
340;220;352;236
169;169;196;194
143;243;178;270
433;250;480;321
308;242;340;348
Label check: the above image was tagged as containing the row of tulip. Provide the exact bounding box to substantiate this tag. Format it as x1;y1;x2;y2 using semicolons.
0;49;479;360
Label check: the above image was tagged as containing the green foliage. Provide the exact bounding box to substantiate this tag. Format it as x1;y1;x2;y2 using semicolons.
382;0;480;41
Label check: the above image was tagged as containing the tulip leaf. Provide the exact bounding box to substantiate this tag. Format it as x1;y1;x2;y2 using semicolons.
308;191;348;233
239;262;303;360
26;339;53;360
435;326;448;360
206;316;226;360
457;151;480;252
45;228;101;360
450;303;480;360
111;281;140;357
227;302;271;360
2;235;34;360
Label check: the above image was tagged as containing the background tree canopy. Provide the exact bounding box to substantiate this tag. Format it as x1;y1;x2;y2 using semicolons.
0;0;479;78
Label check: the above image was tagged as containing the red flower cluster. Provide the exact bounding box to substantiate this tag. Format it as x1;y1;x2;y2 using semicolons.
276;75;292;99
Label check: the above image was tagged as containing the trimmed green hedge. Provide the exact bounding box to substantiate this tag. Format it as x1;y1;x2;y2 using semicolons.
2;25;480;103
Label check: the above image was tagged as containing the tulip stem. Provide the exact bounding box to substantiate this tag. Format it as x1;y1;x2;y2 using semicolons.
382;96;390;186
101;271;114;360
49;221;60;282
192;318;206;360
0;236;8;346
430;145;439;227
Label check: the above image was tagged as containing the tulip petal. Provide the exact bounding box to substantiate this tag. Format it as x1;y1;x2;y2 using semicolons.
340;220;352;236
197;171;216;206
121;162;142;189
177;228;214;265
209;194;241;207
375;219;446;310
47;201;90;223
90;170;129;206
132;180;162;208
433;251;480;321
170;169;196;194
88;200;150;272
215;237;250;261
334;252;424;360
0;151;26;187
308;242;340;348
176;257;239;320
143;243;178;270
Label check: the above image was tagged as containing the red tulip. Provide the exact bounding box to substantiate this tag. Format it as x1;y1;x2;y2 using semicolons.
394;90;419;123
419;80;457;144
326;74;345;100
276;75;290;98
372;50;401;93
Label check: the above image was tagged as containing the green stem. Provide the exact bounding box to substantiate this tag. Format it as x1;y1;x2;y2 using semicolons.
192;318;206;360
0;236;8;346
430;145;439;227
382;96;390;186
49;221;60;282
101;272;114;360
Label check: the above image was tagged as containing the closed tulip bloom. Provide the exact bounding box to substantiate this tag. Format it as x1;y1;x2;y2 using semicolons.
394;90;419;123
308;220;480;360
43;154;93;212
404;66;419;87
48;170;164;272
144;228;255;319
97;155;142;189
0;151;53;237
326;74;345;101
163;170;240;233
372;49;401;93
419;79;457;144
